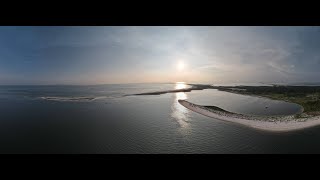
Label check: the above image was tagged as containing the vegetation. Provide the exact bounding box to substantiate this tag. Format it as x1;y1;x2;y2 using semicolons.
213;85;320;115
204;105;231;113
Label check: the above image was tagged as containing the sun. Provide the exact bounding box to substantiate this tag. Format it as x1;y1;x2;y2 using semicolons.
177;61;185;71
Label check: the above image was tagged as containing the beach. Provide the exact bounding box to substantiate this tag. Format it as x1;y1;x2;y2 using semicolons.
179;100;320;132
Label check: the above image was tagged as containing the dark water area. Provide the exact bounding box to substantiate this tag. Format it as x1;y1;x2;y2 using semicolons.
0;83;320;154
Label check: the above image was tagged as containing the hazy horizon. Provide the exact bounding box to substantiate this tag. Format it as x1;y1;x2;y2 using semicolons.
2;26;320;154
2;81;320;86
1;26;320;85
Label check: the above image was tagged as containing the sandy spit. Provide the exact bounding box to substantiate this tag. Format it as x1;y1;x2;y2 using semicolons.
178;100;320;132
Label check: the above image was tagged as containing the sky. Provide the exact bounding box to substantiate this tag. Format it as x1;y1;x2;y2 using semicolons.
0;26;320;85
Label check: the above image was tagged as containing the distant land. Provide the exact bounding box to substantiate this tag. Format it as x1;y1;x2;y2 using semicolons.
131;83;320;132
131;83;320;115
212;85;320;115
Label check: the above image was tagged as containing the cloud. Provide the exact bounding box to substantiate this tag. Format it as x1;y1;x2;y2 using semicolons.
1;26;320;84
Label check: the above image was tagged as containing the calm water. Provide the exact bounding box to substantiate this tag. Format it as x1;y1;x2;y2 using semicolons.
0;83;320;154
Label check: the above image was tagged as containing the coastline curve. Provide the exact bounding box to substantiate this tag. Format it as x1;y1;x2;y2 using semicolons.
178;100;320;132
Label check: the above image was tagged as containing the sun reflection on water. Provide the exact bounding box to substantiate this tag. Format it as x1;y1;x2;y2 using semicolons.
170;82;190;129
175;82;186;90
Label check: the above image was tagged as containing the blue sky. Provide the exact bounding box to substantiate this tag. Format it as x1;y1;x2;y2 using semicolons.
0;26;320;85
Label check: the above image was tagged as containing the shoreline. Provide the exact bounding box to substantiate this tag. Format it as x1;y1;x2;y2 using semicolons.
126;86;207;96
178;100;320;132
209;85;320;115
215;89;305;114
40;96;108;102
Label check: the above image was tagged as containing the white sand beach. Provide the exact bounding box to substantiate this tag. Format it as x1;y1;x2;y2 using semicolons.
178;100;320;132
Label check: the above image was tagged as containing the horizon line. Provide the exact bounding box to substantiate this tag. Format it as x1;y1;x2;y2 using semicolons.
1;81;320;86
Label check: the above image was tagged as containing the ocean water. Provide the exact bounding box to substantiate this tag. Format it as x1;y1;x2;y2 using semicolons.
0;83;320;154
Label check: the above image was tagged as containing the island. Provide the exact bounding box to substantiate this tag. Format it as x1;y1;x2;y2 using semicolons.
211;85;320;116
128;83;320;131
179;84;320;132
178;99;320;132
125;84;209;96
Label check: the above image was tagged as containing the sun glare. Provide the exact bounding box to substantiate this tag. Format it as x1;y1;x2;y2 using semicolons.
177;61;185;71
175;82;186;90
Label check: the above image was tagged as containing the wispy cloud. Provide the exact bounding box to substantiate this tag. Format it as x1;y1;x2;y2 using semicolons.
1;26;320;84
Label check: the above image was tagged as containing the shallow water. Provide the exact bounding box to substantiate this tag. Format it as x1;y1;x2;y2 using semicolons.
0;83;319;153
